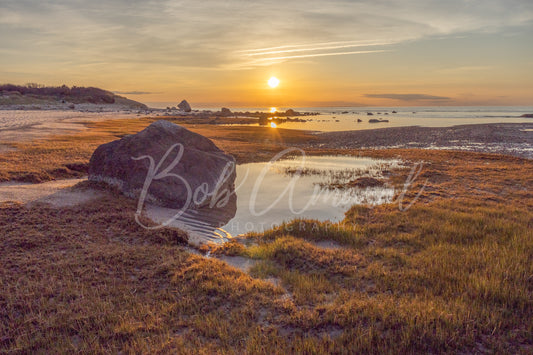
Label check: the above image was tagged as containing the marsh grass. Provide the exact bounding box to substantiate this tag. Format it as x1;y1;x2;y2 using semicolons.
0;192;291;353
238;194;532;353
281;160;401;179
0;118;532;353
0;116;318;182
247;219;367;248
0;118;156;182
228;150;533;353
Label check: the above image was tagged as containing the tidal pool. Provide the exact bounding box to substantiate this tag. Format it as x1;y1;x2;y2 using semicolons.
145;155;402;245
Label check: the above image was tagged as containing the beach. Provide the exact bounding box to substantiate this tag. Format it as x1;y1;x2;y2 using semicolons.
316;122;533;159
0;109;532;353
2;0;532;351
0;109;142;143
1;108;531;156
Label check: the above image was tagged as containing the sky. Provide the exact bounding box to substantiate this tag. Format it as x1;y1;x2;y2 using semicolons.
1;0;532;107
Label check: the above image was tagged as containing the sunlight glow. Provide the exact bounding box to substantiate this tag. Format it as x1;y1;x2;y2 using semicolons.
270;122;277;128
270;107;277;113
268;77;280;88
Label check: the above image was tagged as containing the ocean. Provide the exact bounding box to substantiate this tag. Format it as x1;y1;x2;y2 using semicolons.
144;104;533;132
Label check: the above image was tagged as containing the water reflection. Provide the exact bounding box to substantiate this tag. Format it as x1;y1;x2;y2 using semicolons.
145;197;237;246
257;116;307;127
146;155;401;245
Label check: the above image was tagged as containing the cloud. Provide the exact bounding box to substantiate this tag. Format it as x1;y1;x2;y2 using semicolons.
240;40;395;56
365;94;451;101
1;0;532;72
238;40;393;65
232;0;533;66
250;50;389;64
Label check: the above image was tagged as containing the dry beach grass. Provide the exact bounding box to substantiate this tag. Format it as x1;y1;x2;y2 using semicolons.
0;115;532;353
0;117;318;182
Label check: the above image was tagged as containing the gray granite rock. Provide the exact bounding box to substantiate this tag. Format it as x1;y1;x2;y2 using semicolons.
89;120;236;210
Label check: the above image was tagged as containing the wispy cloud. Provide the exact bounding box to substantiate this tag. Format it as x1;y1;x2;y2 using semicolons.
3;0;531;70
240;40;395;56
365;94;451;101
1;0;532;96
250;49;390;64
236;39;394;65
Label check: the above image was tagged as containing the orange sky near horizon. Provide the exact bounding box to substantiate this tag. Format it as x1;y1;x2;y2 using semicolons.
1;0;532;107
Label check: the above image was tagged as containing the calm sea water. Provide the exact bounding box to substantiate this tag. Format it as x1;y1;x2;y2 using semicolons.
145;104;533;132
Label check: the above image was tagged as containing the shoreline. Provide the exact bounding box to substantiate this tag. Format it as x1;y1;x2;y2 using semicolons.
0;111;531;180
1;108;531;153
0;112;532;354
314;122;533;159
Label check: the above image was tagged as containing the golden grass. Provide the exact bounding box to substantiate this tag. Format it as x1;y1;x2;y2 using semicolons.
0;116;532;353
0;116;318;182
233;149;533;353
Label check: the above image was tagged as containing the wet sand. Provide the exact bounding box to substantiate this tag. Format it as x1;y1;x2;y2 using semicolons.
0;110;138;142
315;123;533;159
1;109;531;158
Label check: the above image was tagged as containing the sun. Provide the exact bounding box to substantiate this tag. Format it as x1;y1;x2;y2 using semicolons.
268;76;280;88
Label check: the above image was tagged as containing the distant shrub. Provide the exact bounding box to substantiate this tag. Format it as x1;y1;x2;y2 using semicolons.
0;83;116;104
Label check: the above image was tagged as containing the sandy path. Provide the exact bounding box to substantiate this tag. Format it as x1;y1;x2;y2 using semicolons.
0;179;103;207
0;110;138;142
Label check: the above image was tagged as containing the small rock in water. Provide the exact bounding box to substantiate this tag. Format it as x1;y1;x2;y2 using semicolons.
178;99;192;112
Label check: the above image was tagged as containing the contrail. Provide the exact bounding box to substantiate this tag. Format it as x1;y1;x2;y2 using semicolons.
251;49;389;62
245;41;393;57
239;39;394;53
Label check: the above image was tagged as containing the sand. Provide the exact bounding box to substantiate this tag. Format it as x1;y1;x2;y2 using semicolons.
0;109;139;142
0;179;103;207
214;255;258;273
1;109;531;157
315;122;533;159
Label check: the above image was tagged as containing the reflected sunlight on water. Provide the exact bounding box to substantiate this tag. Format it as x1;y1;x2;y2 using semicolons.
146;155;403;244
217;106;533;132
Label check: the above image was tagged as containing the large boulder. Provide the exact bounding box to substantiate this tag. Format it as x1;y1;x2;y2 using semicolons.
178;99;191;112
88;120;236;210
